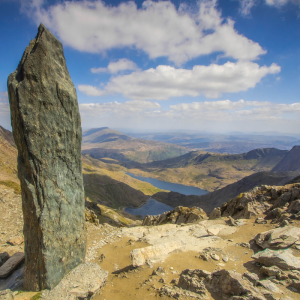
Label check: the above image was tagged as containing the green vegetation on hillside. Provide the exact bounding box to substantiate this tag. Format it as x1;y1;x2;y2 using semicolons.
82;155;166;195
0;180;21;194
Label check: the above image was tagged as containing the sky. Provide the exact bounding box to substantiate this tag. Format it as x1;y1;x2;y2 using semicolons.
0;0;299;134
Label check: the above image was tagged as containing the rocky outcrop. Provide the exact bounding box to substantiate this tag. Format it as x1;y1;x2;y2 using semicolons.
162;268;266;300
142;206;207;226
254;226;300;249
0;252;24;279
252;248;300;271
221;183;300;220
272;145;300;173
7;24;86;290
41;262;108;300
126;221;236;267
208;207;221;220
152;171;295;214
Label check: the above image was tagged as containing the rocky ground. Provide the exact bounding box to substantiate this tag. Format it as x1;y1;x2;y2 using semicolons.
1;183;300;299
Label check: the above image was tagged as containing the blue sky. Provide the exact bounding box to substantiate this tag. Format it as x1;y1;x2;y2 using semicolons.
0;0;299;133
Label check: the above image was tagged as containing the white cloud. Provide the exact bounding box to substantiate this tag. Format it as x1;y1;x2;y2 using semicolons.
0;92;9;113
91;59;138;74
240;0;300;15
90;67;107;74
80;100;161;116
22;0;266;64
0;91;11;130
78;99;300;132
79;61;280;100
0;91;8;98
265;0;289;6
239;0;257;15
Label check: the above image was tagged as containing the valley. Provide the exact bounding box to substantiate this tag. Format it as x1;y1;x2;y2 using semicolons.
127;148;289;192
2;125;300;221
2;125;300;300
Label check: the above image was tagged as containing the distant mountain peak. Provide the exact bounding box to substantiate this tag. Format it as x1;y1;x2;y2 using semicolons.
82;127;132;144
272;145;300;173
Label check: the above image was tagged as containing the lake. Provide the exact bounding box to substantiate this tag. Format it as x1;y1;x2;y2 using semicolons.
124;198;174;218
124;173;208;217
126;173;208;196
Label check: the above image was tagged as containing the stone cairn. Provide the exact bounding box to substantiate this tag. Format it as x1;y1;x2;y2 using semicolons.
7;24;86;291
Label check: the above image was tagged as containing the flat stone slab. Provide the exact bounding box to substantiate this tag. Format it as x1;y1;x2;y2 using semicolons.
126;222;233;266
0;267;24;291
254;226;300;249
0;252;10;267
0;252;24;278
41;262;108;300
252;248;300;271
0;290;13;300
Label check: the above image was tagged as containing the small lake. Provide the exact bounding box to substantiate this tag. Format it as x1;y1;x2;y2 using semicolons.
126;173;208;196
124;198;174;218
124;173;208;217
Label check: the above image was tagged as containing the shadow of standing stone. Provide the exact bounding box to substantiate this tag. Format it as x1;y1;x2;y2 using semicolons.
7;24;86;291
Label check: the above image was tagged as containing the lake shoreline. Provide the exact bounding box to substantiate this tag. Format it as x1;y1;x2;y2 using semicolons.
124;173;209;217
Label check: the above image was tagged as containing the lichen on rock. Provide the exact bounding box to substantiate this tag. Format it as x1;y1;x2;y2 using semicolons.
7;24;86;290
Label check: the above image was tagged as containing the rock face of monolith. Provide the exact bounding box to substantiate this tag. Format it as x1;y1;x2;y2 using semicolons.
7;24;86;291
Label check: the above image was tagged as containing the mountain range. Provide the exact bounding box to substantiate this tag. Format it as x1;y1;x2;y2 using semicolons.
82;127;189;163
2;125;300;217
128;147;289;191
129;131;300;154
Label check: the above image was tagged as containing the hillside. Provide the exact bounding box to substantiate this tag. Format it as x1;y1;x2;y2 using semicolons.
0;125;18;184
82;155;167;209
129;148;287;191
272;145;300;173
83;127;132;144
0;126;166;210
152;171;298;213
82;127;189;164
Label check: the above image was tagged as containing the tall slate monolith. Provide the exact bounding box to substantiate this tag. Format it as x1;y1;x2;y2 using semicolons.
7;24;86;291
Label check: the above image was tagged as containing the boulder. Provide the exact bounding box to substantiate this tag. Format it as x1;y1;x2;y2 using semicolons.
287;200;300;214
243;272;259;285
0;290;13;300
259;266;288;280
7;24;86;290
142;206;207;226
0;252;24;278
208;207;221;220
252;248;300;271
0;252;9;267
289;279;300;291
0;267;24;291
255;218;267;224
177;269;209;296
257;279;283;294
204;269;265;300
41;262;108;300
254;226;300;249
131;241;181;267
265;208;284;220
221;192;267;219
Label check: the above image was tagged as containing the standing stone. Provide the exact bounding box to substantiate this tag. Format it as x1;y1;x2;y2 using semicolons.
7;24;86;291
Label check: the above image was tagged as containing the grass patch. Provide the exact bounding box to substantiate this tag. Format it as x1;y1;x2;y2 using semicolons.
31;292;41;300
0;180;21;194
